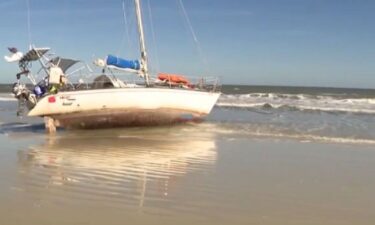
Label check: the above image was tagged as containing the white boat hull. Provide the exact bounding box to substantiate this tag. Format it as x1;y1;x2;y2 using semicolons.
28;88;220;129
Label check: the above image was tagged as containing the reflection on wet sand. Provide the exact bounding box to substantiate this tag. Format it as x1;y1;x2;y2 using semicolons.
17;126;217;211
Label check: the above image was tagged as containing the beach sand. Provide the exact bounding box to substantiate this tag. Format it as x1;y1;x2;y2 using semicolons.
0;125;374;225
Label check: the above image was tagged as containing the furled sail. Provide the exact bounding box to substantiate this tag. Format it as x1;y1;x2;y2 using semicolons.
106;55;140;70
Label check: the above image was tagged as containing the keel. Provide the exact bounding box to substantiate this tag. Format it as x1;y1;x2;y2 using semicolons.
44;116;56;134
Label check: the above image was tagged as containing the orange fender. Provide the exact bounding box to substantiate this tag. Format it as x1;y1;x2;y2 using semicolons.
158;73;190;85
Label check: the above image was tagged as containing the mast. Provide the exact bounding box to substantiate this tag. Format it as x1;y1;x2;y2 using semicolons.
134;0;150;86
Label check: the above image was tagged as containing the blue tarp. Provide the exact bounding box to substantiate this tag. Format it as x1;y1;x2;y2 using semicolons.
106;55;140;70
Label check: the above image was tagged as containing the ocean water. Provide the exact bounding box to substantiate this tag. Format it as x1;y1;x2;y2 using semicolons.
1;85;375;224
1;85;374;144
212;85;375;144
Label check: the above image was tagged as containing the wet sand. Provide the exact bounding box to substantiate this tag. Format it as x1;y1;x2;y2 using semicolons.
0;125;374;225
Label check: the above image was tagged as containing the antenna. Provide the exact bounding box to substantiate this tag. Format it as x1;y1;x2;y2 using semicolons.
26;0;32;49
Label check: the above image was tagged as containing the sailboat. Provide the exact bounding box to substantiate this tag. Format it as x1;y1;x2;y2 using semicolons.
5;0;221;132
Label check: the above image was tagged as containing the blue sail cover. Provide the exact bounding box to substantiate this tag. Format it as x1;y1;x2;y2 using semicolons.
106;55;140;70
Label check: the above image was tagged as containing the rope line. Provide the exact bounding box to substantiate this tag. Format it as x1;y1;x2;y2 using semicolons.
176;0;211;76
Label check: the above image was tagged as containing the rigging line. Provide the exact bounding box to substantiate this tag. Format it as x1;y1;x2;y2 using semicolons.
128;1;138;59
26;0;32;49
117;0;133;56
147;0;160;73
176;0;211;75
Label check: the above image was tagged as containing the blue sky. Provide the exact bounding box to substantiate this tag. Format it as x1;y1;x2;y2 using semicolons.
1;0;375;88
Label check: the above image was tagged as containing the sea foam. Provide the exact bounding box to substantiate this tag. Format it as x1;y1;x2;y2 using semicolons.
217;93;375;114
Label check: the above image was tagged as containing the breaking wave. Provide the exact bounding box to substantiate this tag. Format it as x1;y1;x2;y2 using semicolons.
241;130;375;145
0;122;46;134
0;94;15;102
217;93;375;114
0;97;16;102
